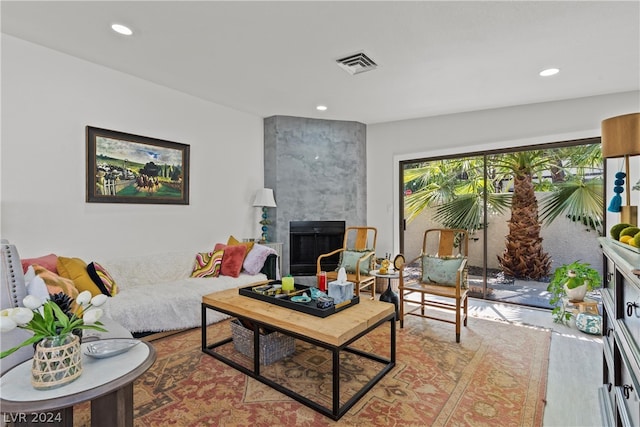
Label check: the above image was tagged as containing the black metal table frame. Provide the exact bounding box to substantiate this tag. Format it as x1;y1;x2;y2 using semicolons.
201;302;396;420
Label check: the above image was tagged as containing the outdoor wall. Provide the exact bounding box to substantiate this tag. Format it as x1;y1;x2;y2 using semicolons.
1;35;265;260
405;193;602;274
367;91;640;259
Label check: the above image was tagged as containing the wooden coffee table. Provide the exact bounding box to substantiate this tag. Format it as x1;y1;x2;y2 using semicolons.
201;287;396;420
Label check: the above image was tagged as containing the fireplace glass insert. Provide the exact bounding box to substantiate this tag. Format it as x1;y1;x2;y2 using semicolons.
289;221;345;276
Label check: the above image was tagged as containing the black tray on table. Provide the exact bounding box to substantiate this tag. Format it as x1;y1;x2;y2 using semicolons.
238;281;359;318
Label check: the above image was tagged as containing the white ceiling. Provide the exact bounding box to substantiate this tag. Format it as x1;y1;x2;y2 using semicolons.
2;1;639;124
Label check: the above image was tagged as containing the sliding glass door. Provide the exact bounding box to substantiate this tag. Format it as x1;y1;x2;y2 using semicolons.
400;138;603;308
402;154;488;298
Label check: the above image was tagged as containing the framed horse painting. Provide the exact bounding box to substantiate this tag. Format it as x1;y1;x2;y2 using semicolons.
86;126;190;205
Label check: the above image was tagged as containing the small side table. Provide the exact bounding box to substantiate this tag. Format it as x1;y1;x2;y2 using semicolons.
562;297;602;335
561;296;599;316
372;269;402;320
0;340;156;427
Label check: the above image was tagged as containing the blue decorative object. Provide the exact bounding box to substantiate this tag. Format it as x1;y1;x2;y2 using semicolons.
291;294;311;303
253;188;277;242
608;171;626;213
309;287;328;300
575;312;602;335
316;296;334;309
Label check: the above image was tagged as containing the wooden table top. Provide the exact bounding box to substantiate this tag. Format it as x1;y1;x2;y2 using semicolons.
203;287;394;347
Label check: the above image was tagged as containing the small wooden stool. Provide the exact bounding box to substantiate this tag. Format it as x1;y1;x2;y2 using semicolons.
575;301;599;315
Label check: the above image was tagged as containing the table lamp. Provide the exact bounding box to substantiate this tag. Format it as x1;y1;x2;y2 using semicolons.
253;188;277;242
602;112;640;226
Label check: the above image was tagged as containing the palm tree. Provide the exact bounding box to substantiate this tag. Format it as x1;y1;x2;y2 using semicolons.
404;158;512;234
492;151;553;279
403;144;603;280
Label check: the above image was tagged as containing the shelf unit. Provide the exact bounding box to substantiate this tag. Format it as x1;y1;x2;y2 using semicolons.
599;237;640;426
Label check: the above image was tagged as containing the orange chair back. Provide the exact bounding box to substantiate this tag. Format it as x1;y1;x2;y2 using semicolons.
344;226;377;251
422;229;468;257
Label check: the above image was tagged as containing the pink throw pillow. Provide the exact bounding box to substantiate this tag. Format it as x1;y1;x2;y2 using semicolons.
243;244;276;275
214;243;247;278
21;254;58;274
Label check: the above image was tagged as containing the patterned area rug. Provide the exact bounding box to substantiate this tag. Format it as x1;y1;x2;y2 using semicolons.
74;315;550;426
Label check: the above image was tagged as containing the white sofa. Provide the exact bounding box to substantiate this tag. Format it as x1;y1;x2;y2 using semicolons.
99;250;275;334
1;239;277;351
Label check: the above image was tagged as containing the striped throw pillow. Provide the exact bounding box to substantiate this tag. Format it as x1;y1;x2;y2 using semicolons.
87;262;118;297
191;250;223;278
87;262;119;296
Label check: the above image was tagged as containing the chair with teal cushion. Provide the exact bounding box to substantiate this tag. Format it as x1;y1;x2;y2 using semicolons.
316;227;377;299
398;228;469;342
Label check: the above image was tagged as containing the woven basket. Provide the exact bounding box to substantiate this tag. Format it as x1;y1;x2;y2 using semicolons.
230;319;295;365
31;334;82;390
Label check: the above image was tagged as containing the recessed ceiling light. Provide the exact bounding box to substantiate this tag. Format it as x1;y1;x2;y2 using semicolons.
539;68;559;77
316;105;327;111
111;24;133;36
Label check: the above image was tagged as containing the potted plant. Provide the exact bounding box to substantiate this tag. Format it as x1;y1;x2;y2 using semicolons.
0;291;108;358
0;291;108;389
547;261;602;324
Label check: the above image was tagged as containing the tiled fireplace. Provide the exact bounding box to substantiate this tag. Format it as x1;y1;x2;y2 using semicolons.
263;116;367;276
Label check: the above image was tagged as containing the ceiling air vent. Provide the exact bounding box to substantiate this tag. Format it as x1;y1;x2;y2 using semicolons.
336;52;378;75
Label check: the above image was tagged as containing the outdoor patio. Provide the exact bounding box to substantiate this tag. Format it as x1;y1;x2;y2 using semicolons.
403;263;601;311
481;278;553;308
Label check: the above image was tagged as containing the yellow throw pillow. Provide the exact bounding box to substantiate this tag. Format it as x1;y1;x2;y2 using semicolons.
227;235;255;258
57;257;103;296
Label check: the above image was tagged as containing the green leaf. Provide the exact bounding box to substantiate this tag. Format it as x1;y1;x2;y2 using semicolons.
0;334;44;358
42;303;56;336
50;302;70;329
1;299;111;359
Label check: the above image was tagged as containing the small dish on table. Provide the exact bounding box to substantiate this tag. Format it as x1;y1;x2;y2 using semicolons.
83;339;141;359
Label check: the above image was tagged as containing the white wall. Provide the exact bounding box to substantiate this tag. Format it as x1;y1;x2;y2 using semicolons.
367;91;640;256
1;35;265;260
